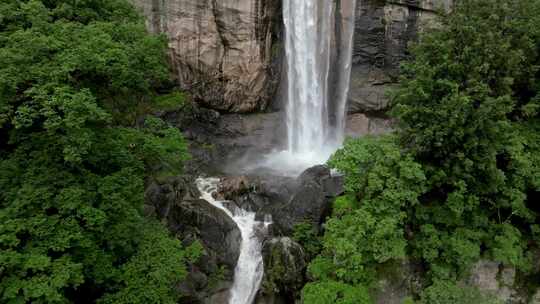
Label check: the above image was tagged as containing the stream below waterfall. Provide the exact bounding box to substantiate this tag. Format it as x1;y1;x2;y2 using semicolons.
195;0;357;302
196;178;271;304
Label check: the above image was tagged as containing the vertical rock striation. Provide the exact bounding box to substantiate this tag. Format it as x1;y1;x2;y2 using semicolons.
348;0;453;114
132;0;282;113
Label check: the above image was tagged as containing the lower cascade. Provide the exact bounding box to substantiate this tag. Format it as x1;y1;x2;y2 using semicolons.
196;178;271;304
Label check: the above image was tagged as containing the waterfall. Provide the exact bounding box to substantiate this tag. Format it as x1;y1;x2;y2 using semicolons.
258;0;356;175
196;178;271;304
283;0;334;154
333;0;357;144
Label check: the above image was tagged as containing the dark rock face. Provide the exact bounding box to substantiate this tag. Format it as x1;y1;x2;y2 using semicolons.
270;165;344;235
258;237;307;302
349;0;452;114
144;176;241;272
157;104;284;175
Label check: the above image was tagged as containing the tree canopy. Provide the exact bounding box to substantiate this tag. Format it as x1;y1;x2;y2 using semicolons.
0;1;196;303
303;0;540;302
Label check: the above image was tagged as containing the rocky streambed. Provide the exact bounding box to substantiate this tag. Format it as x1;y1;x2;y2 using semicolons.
145;157;343;303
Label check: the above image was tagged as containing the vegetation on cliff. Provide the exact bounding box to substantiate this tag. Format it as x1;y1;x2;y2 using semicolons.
303;0;540;302
0;0;197;303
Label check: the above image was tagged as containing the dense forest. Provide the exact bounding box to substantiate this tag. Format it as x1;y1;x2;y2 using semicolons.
1;0;539;304
0;1;199;303
301;1;540;303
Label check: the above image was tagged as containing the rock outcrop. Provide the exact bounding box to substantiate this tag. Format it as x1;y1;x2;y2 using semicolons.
349;0;453;114
466;260;523;303
258;237;307;302
373;260;426;304
144;176;241;272
270;165;344;235
132;0;282;113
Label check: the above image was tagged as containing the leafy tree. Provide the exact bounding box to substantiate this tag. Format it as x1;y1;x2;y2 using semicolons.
392;0;540;278
302;281;372;304
301;136;427;302
304;0;540;302
418;281;501;304
0;0;195;303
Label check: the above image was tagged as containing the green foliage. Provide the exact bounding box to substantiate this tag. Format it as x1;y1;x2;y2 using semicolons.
418;281;501;304
0;0;193;303
390;0;540;279
153;91;188;112
302;281;372;304
99;223;202;304
304;0;540;302
308;136;426;285
292;222;322;260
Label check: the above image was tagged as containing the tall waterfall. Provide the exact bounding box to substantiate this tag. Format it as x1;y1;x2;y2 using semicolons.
283;0;334;154
196;178;271;304
281;0;357;167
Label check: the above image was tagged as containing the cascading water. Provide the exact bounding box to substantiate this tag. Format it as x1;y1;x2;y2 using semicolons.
283;0;334;155
257;0;357;176
333;0;357;144
196;178;271;304
203;2;357;301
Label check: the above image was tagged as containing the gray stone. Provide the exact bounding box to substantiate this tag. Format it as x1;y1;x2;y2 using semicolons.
345;113;394;138
131;0;282;113
145;177;241;271
374;260;425;304
531;289;540;304
349;0;452;113
467;260;519;303
260;237;307;302
270;165;344;235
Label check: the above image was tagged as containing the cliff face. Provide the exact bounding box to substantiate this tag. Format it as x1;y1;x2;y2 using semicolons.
132;0;451;114
132;0;282;113
348;0;453;113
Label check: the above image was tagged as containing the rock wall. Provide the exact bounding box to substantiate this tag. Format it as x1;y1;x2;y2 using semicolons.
348;0;453;114
131;0;282;113
132;0;452;116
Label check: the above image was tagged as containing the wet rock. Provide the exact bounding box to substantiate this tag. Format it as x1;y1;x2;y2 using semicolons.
131;0;282;113
531;289;540;304
270;165;344;235
217;176;256;201
260;237;307;302
162;108;284;175
177;268;209;302
145;177;241;272
203;281;233;304
254;293;287;304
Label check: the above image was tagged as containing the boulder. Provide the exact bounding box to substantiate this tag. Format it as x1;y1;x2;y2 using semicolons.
259;237;307;302
270;165;344;235
531;289;540;304
145;177;241;272
217;176;255;201
131;0;282;113
345;113;394;138
466;260;522;303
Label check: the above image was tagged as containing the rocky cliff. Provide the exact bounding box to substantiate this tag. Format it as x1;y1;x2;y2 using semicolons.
349;0;453;113
132;0;451;115
131;0;282;113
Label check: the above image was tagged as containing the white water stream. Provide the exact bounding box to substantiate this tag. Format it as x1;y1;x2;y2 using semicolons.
194;2;358;303
196;178;271;304
259;0;357;176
